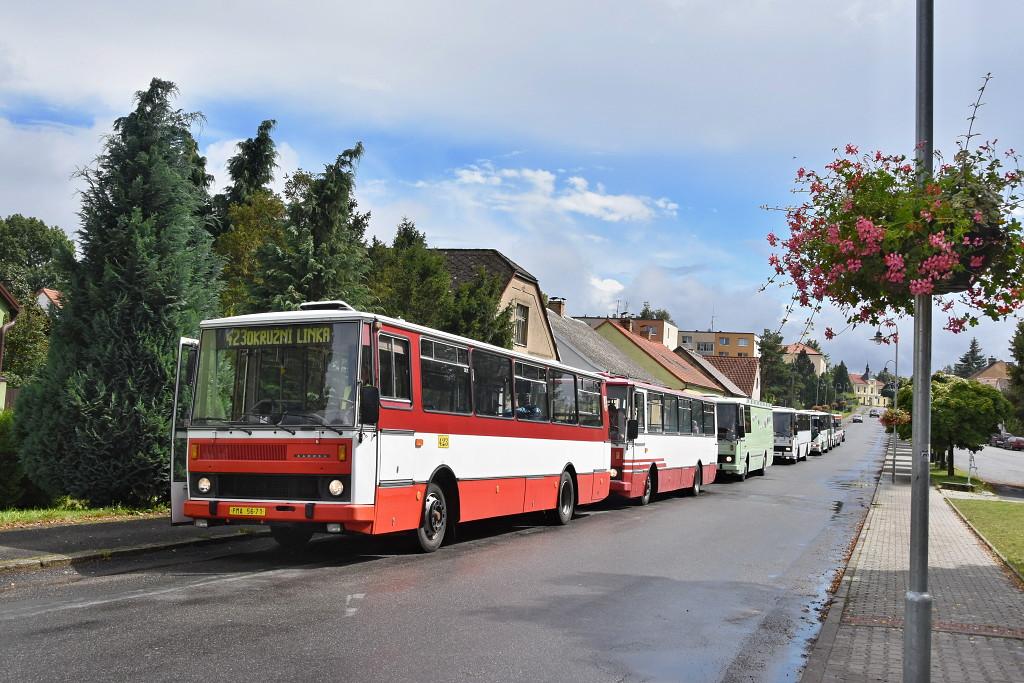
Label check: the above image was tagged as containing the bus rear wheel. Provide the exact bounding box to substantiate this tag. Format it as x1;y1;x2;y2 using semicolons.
737;455;749;482
551;470;575;525
270;524;314;551
690;463;703;496
416;482;448;553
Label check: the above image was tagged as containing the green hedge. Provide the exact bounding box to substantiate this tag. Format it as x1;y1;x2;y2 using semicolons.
0;410;48;509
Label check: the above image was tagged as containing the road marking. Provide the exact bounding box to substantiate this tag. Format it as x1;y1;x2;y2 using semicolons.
344;592;365;617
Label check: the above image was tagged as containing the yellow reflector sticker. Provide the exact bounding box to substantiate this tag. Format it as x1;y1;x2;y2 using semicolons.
438;435;450;449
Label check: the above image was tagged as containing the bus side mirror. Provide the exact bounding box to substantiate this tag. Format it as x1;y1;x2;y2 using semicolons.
626;419;639;441
359;385;380;425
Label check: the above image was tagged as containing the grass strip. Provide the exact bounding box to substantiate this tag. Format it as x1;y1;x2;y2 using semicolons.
949;498;1024;577
0;505;167;530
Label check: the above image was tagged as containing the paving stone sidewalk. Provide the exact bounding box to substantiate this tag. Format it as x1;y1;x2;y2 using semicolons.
805;477;1024;682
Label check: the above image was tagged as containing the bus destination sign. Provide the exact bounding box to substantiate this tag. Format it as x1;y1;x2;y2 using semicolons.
221;325;333;348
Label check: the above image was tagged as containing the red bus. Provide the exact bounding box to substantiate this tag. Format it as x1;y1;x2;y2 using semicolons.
605;377;719;504
170;302;612;552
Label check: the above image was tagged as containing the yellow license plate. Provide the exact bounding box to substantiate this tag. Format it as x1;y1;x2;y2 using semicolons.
228;506;266;517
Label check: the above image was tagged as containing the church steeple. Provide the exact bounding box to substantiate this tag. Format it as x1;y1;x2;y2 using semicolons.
864;362;871;381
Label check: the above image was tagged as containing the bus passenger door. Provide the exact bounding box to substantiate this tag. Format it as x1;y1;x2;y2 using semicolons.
170;337;199;525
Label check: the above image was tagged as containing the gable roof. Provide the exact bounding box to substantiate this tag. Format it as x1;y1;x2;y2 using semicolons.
969;360;1012;381
673;346;746;397
546;310;659;383
35;287;62;309
785;342;822;356
704;355;760;397
597;319;728;394
435;248;538;287
849;373;867;385
0;281;20;314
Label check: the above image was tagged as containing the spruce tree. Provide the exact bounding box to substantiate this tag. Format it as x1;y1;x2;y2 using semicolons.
954;337;988;377
445;268;514;348
758;329;792;405
794;350;818;407
1006;320;1024;431
15;79;222;505
833;361;852;394
250;143;371;311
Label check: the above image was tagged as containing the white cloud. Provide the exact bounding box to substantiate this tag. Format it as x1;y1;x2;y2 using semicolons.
203;138;300;196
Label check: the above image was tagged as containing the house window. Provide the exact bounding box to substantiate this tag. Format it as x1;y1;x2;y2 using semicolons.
681;335;693;345
696;341;714;354
737;338;749;347
738;352;748;357
513;304;529;346
719;337;730;345
718;351;728;356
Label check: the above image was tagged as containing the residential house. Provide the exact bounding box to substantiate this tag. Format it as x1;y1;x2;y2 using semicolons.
704;355;762;400
969;359;1013;392
0;281;21;410
593;317;741;395
678;329;760;358
783;342;828;376
436;249;558;361
35;287;62;312
545;304;659;383
850;373;891;408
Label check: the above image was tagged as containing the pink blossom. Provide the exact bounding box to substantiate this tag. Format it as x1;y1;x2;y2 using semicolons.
969;256;985;269
846;258;863;273
797;167;806;179
842;199;853;212
909;278;934;295
825;327;836;340
920;210;933;222
973;209;984;223
933;199;942;209
845;144;859;155
767;232;778;247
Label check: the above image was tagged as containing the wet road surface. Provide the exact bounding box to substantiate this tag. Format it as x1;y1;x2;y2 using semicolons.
954;444;1024;489
0;423;886;682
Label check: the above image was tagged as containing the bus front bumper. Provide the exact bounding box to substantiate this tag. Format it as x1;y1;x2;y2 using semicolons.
184;499;376;534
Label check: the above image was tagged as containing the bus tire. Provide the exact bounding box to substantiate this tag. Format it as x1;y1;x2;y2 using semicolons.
638;466;656;505
270;524;313;551
416;482;448;553
738;455;749;482
689;463;703;496
552;470;575;525
759;451;769;475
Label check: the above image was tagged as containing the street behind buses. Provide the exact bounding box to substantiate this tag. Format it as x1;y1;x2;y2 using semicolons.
715;398;774;480
171;302;612;552
772;407;812;463
605;378;718;504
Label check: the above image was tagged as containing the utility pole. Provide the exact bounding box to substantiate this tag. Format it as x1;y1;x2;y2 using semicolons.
906;0;934;680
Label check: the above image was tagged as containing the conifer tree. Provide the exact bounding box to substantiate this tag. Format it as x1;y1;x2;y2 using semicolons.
1006;320;1024;431
369;218;454;328
16;79;222;504
758;329;792;405
250;143;371;310
445;267;514;348
954;337;988;377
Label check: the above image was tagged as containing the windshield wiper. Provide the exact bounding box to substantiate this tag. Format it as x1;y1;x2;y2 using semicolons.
278;412;345;435
197;418;252;435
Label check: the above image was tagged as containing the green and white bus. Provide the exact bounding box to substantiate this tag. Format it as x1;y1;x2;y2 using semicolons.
714;398;774;480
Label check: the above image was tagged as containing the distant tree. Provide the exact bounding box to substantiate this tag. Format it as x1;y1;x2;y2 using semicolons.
445;268;514;348
897;374;1011;477
759;329;792;405
638;301;674;323
369;218;454;329
210;119;278;239
0;214;75;301
1;301;51;387
953;337;988;378
1006;320;1024;429
250;143;372;311
833;361;852;394
15;79;222;505
794;349;818;408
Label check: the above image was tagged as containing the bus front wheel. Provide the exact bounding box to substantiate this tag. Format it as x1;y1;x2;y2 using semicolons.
551;470;576;525
638;467;656;505
689;463;703;496
738;455;749;482
416;482;448;553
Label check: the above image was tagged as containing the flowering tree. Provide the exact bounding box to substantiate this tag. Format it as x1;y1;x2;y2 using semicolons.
767;77;1024;337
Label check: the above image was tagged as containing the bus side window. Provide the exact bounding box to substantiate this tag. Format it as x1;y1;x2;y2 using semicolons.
632;391;646;432
678;398;692;435
743;406;752;435
550;371;578;424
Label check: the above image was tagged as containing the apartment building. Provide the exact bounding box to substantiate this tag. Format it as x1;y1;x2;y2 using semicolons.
677;330;760;358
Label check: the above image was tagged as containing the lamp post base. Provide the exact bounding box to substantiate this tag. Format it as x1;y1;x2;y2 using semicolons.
904;590;933;682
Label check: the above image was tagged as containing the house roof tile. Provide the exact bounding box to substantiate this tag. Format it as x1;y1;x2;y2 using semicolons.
785;342;822;356
546;311;659;383
704;355;760;397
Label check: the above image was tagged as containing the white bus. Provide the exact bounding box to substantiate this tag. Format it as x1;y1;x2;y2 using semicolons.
772;406;812;463
807;410;832;455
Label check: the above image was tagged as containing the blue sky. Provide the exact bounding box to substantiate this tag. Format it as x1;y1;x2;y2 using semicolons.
2;1;1023;373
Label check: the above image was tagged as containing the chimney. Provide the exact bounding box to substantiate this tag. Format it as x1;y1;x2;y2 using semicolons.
619;311;633;332
547;296;566;317
988;356;997;367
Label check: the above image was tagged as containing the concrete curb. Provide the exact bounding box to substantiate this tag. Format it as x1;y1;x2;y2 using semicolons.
942;493;1024;588
0;527;270;575
801;433;889;683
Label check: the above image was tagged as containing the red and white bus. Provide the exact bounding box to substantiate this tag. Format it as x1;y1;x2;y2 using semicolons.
169;302;612;552
604;377;719;504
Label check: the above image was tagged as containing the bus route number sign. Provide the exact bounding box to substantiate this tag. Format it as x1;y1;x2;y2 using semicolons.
438;435;450;449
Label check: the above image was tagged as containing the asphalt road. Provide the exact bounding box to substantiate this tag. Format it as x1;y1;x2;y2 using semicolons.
0;423;886;683
953;443;1024;489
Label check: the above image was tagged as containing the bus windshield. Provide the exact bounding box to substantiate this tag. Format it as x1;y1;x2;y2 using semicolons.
716;404;739;441
192;322;362;428
773;412;794;437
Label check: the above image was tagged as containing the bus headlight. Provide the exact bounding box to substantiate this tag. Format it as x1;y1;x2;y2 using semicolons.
197;477;212;494
725;456;733;463
328;479;345;497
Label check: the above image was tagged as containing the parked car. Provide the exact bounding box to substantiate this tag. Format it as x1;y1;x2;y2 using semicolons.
1006;436;1024;451
868;408;880;418
990;433;1013;447
852;414;864;423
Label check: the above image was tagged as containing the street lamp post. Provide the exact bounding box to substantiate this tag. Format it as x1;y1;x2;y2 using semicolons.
874;331;900;483
907;0;934;679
